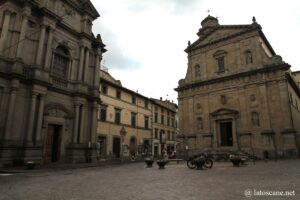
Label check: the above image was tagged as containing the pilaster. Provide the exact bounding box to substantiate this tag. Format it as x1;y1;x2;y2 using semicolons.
27;91;38;143
0;10;12;54
16;6;31;58
35;25;46;65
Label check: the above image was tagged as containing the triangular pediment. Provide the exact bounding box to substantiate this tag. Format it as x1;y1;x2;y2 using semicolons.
186;24;258;52
210;108;239;117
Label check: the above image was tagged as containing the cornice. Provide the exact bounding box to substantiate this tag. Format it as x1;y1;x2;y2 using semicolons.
286;72;300;98
175;63;290;92
101;78;150;102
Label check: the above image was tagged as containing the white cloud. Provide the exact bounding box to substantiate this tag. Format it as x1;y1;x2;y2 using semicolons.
91;0;300;102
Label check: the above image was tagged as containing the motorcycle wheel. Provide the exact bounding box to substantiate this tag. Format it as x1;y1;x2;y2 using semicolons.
187;159;196;169
204;159;213;168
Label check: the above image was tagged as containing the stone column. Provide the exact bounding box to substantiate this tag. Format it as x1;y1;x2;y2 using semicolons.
35;94;45;143
35;25;46;65
44;28;54;70
79;105;86;143
16;7;31;58
83;48;90;82
27;92;38;143
72;104;80;143
0;10;12;54
90;103;98;143
4;86;18;140
77;46;85;81
93;53;100;87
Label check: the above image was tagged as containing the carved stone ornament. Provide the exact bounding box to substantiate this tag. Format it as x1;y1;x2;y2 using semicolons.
250;94;256;102
48;109;66;118
220;95;227;105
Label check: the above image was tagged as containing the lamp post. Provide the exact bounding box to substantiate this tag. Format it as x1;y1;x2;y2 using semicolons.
120;126;126;162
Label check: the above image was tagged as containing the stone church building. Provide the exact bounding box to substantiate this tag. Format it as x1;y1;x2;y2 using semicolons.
0;0;106;166
176;16;300;158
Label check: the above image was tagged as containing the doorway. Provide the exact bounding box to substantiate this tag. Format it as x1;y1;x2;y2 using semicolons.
113;137;121;158
44;125;62;163
129;136;137;156
220;122;233;146
98;136;107;159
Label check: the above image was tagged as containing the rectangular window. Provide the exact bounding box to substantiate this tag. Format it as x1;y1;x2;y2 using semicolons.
132;96;136;104
101;84;108;94
144;116;149;129
167;116;170;126
144;100;148;108
100;105;107;121
171;118;175;127
154;112;158;123
115;109;121;124
161;115;164;125
172;132;175;141
131;112;137;127
116;90;121;99
217;57;225;72
155;128;158;139
167;131;170;140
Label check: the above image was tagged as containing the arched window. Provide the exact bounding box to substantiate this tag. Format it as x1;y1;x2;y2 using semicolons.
251;111;260;127
195;64;201;78
52;46;69;80
245;50;253;64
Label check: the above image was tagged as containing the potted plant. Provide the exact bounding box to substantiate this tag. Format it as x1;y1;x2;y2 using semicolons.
144;155;154;168
229;154;241;167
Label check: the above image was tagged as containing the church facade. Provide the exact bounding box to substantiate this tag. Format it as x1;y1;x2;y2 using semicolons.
0;0;106;166
176;16;300;158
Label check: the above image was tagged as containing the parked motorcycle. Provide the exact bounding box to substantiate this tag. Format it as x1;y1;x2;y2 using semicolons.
187;153;213;169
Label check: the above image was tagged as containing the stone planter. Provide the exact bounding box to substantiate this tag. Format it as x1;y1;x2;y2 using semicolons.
26;161;36;170
156;160;167;169
145;159;154;168
195;158;205;170
230;158;241;167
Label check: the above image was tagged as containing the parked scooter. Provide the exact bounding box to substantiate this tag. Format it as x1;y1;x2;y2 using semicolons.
187;153;213;169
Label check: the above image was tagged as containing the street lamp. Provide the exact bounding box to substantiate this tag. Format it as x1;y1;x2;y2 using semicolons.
120;126;126;162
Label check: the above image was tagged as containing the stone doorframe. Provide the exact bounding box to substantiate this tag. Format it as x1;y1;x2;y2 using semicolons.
42;103;73;163
210;108;239;150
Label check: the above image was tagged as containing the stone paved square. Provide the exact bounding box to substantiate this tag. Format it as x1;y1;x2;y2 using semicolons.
0;160;299;200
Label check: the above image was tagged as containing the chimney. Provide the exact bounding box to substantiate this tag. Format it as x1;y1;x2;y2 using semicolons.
160;97;162;100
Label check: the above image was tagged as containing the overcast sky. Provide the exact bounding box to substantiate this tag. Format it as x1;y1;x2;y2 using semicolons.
91;0;300;103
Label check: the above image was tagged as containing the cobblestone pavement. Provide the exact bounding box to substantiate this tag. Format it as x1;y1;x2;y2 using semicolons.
0;159;299;200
